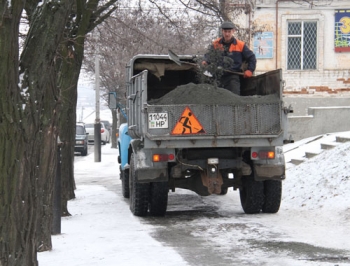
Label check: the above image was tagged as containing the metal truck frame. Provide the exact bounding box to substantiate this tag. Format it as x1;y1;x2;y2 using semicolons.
117;54;292;217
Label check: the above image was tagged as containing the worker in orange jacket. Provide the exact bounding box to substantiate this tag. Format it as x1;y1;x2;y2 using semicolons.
202;21;257;95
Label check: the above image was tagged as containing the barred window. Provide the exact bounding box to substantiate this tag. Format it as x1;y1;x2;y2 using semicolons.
287;21;317;70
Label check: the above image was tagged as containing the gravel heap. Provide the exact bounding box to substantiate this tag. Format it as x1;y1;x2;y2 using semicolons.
148;83;279;105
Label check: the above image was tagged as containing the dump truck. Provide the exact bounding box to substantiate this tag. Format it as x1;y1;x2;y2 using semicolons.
115;54;292;217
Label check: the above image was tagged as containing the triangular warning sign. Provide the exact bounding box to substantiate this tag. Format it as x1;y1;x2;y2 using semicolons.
171;107;205;135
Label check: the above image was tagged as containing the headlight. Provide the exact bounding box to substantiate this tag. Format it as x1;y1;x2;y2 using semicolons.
76;140;84;145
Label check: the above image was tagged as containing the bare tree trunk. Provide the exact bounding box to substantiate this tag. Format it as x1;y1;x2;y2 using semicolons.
219;0;230;21
57;0;118;216
58;0;101;217
58;44;79;217
1;0;118;263
0;1;72;264
0;2;34;264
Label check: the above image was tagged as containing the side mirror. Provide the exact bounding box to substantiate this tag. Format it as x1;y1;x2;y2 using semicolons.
108;92;117;109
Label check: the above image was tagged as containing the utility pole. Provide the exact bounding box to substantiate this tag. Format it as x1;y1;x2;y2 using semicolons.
79;106;84;122
94;30;101;162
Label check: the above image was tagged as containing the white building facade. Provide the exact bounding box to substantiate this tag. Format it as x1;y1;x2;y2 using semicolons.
248;0;350;92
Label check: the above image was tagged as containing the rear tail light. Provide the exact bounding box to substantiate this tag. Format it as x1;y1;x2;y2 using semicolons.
101;128;105;133
152;154;175;162
251;150;275;159
267;151;275;159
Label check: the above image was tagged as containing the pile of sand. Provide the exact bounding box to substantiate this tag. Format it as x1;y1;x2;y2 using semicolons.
148;83;279;105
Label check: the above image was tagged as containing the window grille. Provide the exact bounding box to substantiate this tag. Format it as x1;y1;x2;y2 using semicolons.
287;21;317;70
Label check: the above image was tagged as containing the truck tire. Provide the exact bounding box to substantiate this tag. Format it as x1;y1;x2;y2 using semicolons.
120;168;129;198
81;147;88;156
129;153;150;216
219;172;228;195
220;187;228;195
239;176;264;214
262;180;282;213
149;182;168;216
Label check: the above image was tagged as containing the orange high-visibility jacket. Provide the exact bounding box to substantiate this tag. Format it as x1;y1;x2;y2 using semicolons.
205;37;256;73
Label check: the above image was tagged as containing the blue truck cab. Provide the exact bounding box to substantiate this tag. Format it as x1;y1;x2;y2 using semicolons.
118;123;132;170
118;123;132;198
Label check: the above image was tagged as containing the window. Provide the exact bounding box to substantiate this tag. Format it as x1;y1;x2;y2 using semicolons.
287;21;317;70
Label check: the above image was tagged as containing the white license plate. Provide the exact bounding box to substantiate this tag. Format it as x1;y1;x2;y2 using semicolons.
148;113;168;129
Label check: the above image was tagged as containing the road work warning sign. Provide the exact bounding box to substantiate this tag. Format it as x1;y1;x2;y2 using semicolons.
171;107;205;135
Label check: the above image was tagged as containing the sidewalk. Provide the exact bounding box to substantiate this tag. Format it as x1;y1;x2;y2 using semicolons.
38;145;188;266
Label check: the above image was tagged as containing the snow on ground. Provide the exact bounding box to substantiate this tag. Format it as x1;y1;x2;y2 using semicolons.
283;132;350;215
39;147;187;266
38;131;350;266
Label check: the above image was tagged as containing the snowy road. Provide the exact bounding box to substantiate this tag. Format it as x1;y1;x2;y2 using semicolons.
40;136;350;266
141;189;350;266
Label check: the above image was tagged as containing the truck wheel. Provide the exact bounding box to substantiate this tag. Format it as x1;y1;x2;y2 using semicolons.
262;180;282;213
129;153;150;216
81;147;88;156
220;187;228;195
239;176;264;214
120;168;129;198
219;172;228;195
149;182;168;216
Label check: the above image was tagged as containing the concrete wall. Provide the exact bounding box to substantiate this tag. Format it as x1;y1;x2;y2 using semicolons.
288;106;350;141
283;96;350;116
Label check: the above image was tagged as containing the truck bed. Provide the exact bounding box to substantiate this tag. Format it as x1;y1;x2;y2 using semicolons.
126;55;285;147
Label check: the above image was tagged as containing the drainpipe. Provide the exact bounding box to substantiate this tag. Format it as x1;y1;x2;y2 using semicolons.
276;0;290;69
247;4;252;47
